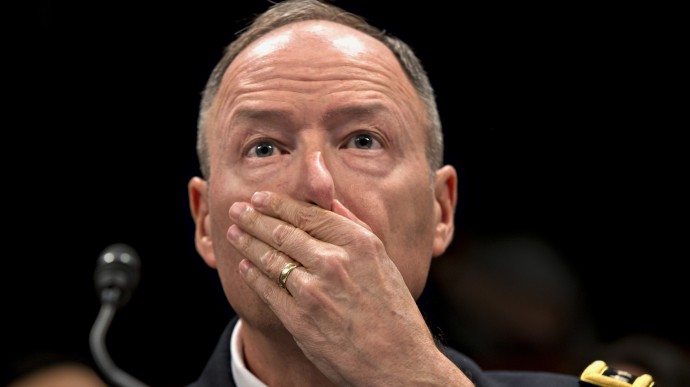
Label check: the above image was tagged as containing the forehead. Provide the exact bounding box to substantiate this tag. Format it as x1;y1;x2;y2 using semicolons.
224;20;415;94
208;20;427;149
239;20;396;67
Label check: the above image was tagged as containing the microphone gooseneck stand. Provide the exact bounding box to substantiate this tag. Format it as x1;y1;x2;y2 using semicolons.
90;288;147;387
90;244;149;387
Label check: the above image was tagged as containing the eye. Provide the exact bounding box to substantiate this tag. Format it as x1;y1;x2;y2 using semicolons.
346;132;382;150
246;140;284;158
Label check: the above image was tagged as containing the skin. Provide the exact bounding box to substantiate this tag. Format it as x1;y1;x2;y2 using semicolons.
188;20;470;386
8;364;106;387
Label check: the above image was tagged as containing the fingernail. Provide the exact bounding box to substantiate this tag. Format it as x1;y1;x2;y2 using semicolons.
252;191;269;206
229;202;249;220
227;224;244;241
238;259;252;276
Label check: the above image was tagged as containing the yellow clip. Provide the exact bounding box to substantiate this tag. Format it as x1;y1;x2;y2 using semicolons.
580;360;654;387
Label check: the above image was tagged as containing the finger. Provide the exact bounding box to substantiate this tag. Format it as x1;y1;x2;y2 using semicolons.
229;201;331;269
250;191;371;245
238;258;300;317
227;223;300;282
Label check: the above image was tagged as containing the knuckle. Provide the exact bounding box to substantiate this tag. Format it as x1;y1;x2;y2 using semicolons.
325;266;348;286
297;279;325;306
273;223;298;247
293;205;319;229
320;249;350;280
261;249;284;273
360;230;380;247
232;229;252;251
349;228;382;251
239;205;260;227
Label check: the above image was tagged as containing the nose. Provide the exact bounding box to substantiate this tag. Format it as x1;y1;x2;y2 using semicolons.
298;151;335;210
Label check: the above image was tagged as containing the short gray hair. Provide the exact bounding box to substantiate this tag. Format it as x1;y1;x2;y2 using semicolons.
196;0;443;179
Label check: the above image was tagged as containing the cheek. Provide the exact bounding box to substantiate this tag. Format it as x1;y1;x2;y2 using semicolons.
207;173;246;260
207;173;279;319
345;175;436;298
209;181;234;233
389;186;436;297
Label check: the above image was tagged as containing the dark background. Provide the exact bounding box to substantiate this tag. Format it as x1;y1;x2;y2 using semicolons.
6;1;686;386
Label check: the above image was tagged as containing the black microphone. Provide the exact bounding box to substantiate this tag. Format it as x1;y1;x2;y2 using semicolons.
94;243;141;307
90;243;148;387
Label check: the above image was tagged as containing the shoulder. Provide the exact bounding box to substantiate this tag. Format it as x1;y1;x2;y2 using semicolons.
485;370;582;386
441;345;582;386
187;316;238;387
442;346;656;387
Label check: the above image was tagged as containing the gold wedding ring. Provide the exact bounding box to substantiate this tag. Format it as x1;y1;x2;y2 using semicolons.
278;262;300;289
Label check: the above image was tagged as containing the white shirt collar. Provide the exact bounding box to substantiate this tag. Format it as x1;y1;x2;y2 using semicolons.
230;318;268;387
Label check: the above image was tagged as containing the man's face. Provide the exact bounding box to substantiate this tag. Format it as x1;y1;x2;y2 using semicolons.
195;21;455;330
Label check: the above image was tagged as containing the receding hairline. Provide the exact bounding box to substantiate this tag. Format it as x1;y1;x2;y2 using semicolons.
196;0;444;180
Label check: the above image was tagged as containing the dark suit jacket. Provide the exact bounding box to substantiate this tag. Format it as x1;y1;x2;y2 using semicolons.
189;316;585;386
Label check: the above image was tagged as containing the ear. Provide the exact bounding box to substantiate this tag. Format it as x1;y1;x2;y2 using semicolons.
188;176;217;269
431;165;458;257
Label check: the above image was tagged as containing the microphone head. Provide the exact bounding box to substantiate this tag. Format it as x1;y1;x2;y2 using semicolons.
95;243;141;307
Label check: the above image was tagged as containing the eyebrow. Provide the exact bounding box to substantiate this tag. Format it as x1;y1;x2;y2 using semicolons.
231;108;295;125
323;104;387;122
228;103;389;129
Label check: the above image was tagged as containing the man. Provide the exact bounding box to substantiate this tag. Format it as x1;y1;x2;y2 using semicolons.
187;1;650;386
